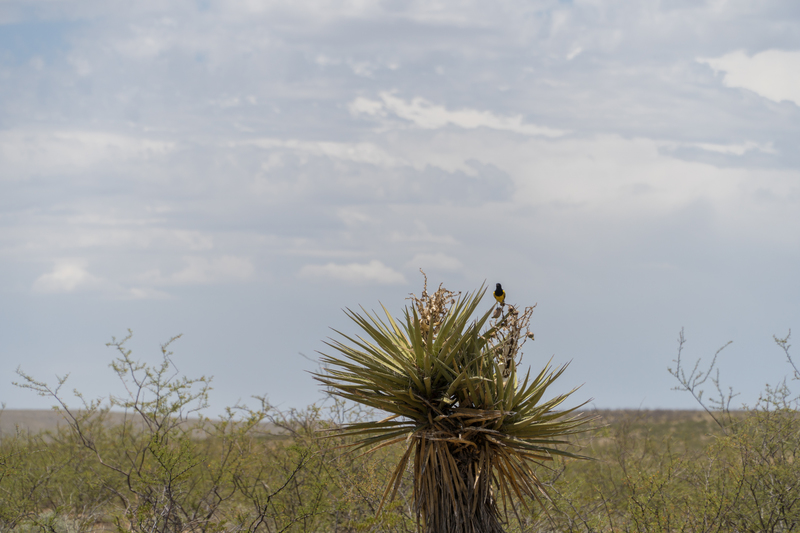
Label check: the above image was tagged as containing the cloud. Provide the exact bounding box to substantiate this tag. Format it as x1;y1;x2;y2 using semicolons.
122;287;171;300
698;50;800;106
406;253;463;271
566;46;583;60
6;0;800;415
241;138;402;168
349;93;568;137
32;260;101;293
692;141;777;156
138;256;255;286
298;260;407;284
242;144;513;206
336;208;374;227
29;255;258;299
31;260;179;299
0;130;175;179
389;222;458;245
1;224;216;258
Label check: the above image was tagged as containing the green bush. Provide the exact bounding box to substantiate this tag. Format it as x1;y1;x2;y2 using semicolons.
521;330;800;533
6;324;800;532
11;332;414;532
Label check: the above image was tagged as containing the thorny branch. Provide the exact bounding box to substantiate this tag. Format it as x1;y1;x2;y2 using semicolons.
668;327;735;432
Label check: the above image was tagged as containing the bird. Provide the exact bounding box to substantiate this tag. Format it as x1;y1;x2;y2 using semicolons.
493;283;506;306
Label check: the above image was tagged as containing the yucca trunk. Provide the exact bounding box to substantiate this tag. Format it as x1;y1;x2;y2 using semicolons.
315;277;592;533
415;438;503;533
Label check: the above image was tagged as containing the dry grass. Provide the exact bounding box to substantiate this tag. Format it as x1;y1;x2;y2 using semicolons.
0;409;283;439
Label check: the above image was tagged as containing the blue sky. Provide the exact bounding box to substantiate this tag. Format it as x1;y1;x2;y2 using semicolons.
2;0;800;415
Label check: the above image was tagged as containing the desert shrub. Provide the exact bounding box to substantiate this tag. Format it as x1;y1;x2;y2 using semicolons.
8;320;799;532
522;330;800;533
9;331;420;533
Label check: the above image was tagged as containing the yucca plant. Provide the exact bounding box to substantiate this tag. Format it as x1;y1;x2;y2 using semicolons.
314;277;593;533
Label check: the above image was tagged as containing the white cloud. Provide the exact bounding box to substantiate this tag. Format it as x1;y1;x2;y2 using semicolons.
242;138;401;167
31;259;224;298
315;55;340;67
349;93;568;137
123;287;171;300
349;97;387;117
7;0;800;415
298;260;407;284
0;130;175;178
113;19;179;60
698;49;800;106
389;223;458;245
336;209;374;227
29;255;254;298
692;141;777;156
2;225;215;257
566;46;583;60
382;131;768;221
138;256;255;286
349;60;376;78
32;260;102;293
406;253;463;271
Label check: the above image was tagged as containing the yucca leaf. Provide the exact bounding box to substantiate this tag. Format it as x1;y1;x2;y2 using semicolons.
314;280;593;532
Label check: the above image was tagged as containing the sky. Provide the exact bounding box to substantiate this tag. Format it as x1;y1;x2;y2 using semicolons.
2;0;800;416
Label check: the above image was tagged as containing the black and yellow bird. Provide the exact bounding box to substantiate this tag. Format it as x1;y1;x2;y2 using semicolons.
493;283;506;306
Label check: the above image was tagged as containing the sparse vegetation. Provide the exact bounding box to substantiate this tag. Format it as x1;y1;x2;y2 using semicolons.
3;282;800;532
